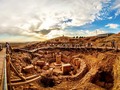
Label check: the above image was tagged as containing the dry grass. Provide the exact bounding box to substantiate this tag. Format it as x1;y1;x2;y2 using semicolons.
113;56;120;90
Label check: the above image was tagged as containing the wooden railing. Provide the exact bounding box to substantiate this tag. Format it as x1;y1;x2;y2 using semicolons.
1;43;12;90
1;56;8;90
0;43;42;89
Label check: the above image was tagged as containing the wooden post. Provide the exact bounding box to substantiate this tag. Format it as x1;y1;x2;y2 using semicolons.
10;62;26;81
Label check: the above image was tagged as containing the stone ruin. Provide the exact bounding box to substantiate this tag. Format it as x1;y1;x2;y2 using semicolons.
11;47;118;90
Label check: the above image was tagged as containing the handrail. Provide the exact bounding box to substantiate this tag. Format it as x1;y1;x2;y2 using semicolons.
1;56;8;90
1;43;12;90
14;46;119;53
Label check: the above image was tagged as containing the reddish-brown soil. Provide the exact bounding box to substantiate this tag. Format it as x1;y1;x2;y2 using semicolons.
5;33;120;90
11;48;120;90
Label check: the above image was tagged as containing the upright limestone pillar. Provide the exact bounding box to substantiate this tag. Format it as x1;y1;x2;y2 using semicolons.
55;52;62;65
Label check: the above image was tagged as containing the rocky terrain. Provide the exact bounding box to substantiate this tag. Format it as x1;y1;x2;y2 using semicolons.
10;33;120;90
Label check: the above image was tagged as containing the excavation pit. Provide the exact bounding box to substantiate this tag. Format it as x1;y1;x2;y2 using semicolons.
39;76;55;87
92;71;114;90
11;43;118;90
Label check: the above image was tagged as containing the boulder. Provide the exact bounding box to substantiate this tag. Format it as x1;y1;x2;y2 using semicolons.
62;63;71;75
36;61;45;68
22;65;34;73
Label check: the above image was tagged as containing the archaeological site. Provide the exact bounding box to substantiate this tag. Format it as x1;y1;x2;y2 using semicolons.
1;33;120;90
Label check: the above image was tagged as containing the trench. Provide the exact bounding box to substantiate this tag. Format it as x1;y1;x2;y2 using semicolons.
91;70;114;90
39;76;55;87
11;48;117;90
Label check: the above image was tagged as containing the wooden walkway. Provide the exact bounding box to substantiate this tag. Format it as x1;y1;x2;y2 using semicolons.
0;49;6;81
0;48;6;90
14;46;119;53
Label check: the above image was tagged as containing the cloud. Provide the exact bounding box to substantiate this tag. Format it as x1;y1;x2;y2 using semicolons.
0;0;110;28
108;16;113;19
45;29;106;39
105;23;119;29
0;26;46;40
0;26;23;35
111;0;120;16
0;0;110;41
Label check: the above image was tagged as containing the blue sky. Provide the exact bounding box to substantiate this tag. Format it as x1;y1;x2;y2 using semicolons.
0;0;120;42
66;13;120;33
66;3;120;34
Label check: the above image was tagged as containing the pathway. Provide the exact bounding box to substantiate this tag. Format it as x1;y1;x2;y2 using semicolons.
0;48;6;81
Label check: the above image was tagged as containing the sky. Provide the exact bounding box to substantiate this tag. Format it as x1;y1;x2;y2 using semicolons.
0;0;120;42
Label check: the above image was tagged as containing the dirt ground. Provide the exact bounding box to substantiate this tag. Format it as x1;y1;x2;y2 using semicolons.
11;48;120;90
1;34;120;90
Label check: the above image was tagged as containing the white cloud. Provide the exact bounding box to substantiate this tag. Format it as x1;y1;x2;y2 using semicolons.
70;29;104;37
105;23;119;29
111;0;120;16
108;16;113;19
0;26;45;40
45;29;106;39
0;0;110;41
